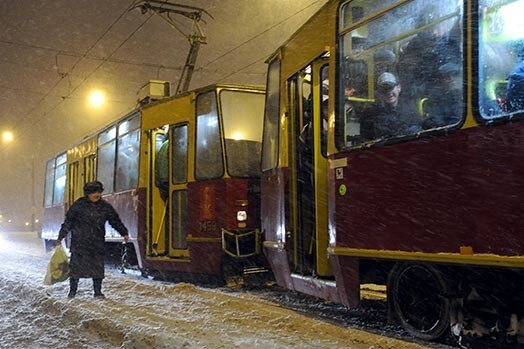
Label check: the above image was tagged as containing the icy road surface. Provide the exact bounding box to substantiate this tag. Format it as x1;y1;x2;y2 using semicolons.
0;231;434;349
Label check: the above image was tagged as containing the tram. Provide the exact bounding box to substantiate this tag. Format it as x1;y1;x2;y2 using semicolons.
42;83;267;283
261;0;524;343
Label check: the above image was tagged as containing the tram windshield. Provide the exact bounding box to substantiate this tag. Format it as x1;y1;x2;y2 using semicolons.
479;0;524;118
337;0;463;149
220;90;265;177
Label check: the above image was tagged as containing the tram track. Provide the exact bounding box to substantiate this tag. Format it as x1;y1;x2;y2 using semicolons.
109;263;517;349
221;283;456;349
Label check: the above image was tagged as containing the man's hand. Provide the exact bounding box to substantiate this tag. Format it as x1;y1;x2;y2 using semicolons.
56;239;62;246
123;235;129;243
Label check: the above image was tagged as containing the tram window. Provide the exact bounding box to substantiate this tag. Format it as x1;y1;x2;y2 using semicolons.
340;0;398;29
97;126;117;193
337;0;463;149
44;159;55;207
220;90;265;178
97;139;116;194
479;0;524;119
195;91;224;180
261;58;281;172
115;130;139;192
171;190;187;250
118;115;140;136
53;153;66;206
114;115;140;192
98;126;116;146
171;125;188;184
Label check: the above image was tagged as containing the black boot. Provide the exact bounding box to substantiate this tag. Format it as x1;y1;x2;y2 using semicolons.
68;278;78;298
93;278;105;298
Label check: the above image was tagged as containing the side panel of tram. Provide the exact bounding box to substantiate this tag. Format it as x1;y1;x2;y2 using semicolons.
138;85;266;280
42;138;98;250
262;0;524;341
42;84;267;280
261;0;340;301
42;111;142;258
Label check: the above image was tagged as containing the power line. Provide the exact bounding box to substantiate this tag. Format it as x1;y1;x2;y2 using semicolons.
0;0;143;155
0;39;183;72
201;0;325;69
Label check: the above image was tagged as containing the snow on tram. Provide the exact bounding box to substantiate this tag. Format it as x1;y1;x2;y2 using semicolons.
260;0;524;345
41;83;268;284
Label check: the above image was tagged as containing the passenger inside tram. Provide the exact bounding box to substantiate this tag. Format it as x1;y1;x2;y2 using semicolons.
155;132;169;201
339;0;464;147
360;72;422;140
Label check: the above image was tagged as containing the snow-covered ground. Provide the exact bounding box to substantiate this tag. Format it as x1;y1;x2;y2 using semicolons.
0;231;434;349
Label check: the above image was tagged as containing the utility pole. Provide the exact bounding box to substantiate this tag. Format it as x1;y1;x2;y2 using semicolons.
131;1;213;95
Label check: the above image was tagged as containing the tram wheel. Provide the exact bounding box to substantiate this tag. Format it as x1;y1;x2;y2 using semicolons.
388;263;451;341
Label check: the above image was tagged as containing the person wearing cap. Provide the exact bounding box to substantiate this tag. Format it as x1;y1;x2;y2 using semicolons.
360;72;422;140
56;181;129;298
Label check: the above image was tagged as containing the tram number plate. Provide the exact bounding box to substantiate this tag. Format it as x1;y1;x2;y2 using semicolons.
199;220;217;233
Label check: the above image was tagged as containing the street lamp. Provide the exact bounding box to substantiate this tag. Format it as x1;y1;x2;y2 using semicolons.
88;90;105;108
2;130;13;143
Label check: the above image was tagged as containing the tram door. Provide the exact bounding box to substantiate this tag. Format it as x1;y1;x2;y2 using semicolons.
66;161;79;206
149;125;190;257
288;58;331;277
168;124;189;257
149;129;169;256
83;153;96;185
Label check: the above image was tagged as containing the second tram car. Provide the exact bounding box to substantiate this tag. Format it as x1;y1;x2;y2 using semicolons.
42;83;267;283
261;0;524;343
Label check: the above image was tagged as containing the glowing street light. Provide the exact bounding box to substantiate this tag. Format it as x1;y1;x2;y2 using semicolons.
2;130;13;143
88;90;105;108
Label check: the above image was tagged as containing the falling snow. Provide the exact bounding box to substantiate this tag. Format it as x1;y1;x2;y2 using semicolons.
0;231;432;349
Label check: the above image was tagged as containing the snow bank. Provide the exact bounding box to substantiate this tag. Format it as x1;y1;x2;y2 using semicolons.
0;231;435;348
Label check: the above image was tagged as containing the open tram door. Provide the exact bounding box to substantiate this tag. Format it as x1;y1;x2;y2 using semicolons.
167;123;189;258
148;124;190;259
148;127;169;256
287;56;331;277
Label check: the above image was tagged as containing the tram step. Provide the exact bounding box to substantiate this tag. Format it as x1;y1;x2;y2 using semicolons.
243;267;270;275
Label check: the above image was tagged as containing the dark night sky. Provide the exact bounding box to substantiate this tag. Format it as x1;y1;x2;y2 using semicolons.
0;0;328;228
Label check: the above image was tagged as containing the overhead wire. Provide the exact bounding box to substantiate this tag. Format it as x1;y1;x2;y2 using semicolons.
0;39;182;72
0;0;150;155
1;0;325;155
200;0;325;80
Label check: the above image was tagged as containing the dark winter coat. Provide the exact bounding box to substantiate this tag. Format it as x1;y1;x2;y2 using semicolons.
360;101;422;141
57;197;128;279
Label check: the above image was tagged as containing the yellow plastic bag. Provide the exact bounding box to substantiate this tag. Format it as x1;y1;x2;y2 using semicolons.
43;245;70;285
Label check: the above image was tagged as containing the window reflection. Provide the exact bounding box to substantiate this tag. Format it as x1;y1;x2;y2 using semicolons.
220;90;265;178
261;59;281;171
479;0;524;118
53;153;67;205
337;0;463;149
196;91;223;179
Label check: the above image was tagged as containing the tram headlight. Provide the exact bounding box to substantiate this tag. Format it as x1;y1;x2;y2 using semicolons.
236;210;247;222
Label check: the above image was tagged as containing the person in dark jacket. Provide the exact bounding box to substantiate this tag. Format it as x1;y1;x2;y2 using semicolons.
56;181;129;298
360;72;422;140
